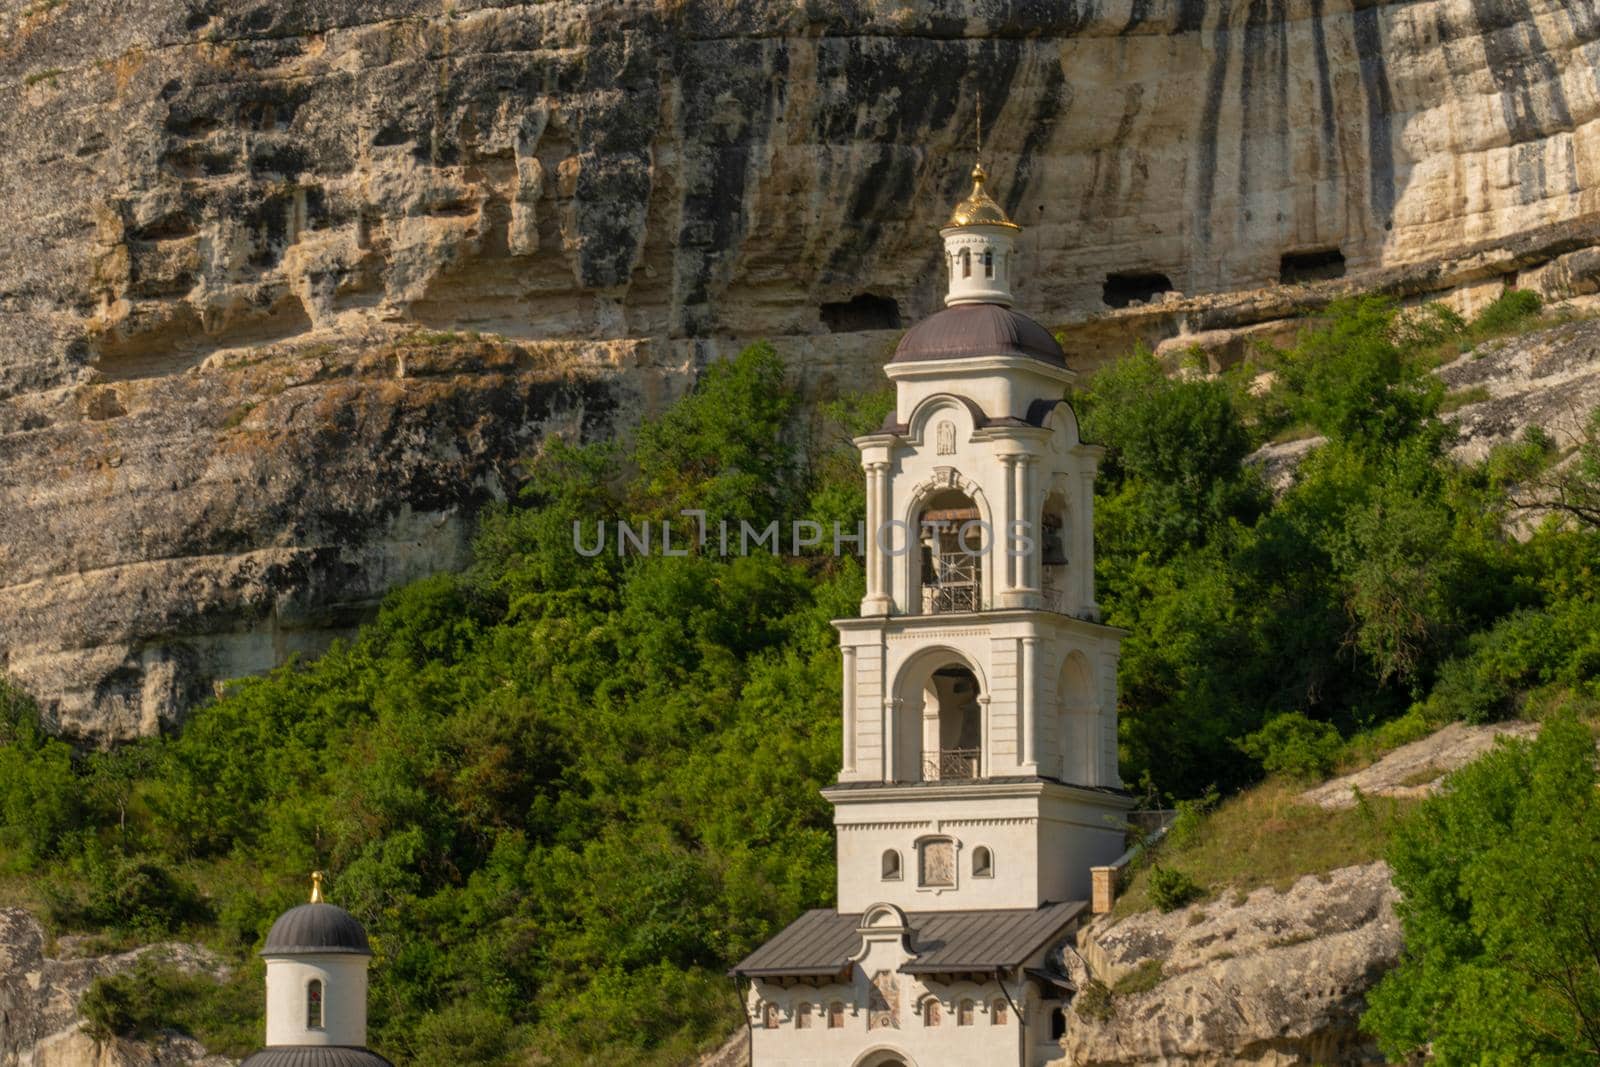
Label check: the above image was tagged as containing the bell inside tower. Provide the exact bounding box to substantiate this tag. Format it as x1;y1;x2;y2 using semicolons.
918;489;983;614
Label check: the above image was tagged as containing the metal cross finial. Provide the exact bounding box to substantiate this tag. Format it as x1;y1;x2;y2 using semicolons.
310;870;325;904
976;90;983;163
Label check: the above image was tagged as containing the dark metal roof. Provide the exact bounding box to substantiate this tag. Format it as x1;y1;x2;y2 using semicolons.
730;901;1085;978
1025;966;1077;993
240;1048;394;1067
263;904;372;956
891;303;1066;367
901;901;1086;973
729;909;861;978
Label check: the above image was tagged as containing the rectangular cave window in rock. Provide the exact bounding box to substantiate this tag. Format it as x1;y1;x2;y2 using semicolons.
1280;248;1346;284
1102;272;1174;309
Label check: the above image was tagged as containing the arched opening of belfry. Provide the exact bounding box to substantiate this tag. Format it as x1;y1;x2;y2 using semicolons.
920;664;982;781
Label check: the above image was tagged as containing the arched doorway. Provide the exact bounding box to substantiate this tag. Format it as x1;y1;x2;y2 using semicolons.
923;665;982;780
1040;489;1070;613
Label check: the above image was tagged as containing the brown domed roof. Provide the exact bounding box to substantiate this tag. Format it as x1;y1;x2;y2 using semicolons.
891;303;1066;367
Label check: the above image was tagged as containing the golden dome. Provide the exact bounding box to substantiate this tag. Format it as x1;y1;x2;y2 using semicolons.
944;163;1020;230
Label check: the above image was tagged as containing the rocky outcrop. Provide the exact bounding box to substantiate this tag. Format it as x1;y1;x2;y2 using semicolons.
3;0;1600;740
0;908;232;1067
1439;314;1600;463
1062;863;1401;1067
0;331;641;741
1300;720;1539;810
1248;310;1600;494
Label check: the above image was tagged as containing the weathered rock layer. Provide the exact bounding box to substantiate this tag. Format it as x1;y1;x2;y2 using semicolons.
1063;863;1402;1066
2;0;1599;738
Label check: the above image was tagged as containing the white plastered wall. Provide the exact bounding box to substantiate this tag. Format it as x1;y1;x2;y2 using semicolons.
263;954;368;1047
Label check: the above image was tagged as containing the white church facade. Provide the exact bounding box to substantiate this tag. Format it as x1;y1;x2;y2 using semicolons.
731;163;1133;1067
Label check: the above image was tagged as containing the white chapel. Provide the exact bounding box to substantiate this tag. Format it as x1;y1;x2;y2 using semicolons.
731;161;1133;1066
240;873;394;1067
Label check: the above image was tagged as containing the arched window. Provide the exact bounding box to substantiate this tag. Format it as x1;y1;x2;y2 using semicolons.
972;846;994;879
827;1001;845;1029
796;1002;813;1029
306;979;324;1030
1050;1006;1067;1040
991;998;1008;1025
763;1002;780;1029
922;997;941;1027
983;249;994;278
957;998;974;1026
881;849;902;880
960;248;971;278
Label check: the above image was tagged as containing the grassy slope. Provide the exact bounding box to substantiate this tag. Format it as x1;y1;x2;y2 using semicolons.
1115;690;1600;917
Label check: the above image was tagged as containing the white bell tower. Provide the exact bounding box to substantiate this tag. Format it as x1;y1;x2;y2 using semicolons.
826;160;1133;914
734;153;1136;1067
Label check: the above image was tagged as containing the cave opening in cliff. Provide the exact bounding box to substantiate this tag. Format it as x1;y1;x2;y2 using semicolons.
1102;272;1174;309
1280;248;1346;284
821;293;902;332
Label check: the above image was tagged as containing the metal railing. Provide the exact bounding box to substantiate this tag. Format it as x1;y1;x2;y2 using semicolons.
923;553;979;614
922;748;981;781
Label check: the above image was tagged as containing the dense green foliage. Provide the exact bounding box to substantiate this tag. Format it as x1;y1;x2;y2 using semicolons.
1235;712;1342;782
1084;294;1596;797
0;293;1595;1062
0;344;876;1064
81;955;261;1051
1364;714;1600;1062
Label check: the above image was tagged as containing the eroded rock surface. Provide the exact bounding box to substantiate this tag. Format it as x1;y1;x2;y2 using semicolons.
3;0;1600;739
1248;311;1600;494
1063;863;1401;1067
1300;720;1540;810
0;908;232;1067
1440;314;1600;463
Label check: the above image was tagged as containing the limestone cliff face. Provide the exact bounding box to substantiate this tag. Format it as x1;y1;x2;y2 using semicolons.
1;0;1598;740
0;909;232;1067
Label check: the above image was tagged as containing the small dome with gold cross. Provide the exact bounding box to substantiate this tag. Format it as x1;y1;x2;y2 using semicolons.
944;163;1020;231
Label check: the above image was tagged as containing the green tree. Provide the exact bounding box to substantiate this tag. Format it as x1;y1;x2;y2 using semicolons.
1365;714;1600;1062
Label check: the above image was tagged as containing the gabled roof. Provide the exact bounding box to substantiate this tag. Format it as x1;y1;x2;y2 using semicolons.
729;900;1085;979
